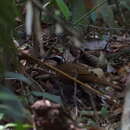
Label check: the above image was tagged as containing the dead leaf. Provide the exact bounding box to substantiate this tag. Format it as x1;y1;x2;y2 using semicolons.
88;68;104;78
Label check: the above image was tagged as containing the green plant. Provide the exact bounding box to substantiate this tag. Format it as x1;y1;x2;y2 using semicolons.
0;122;31;130
0;0;18;73
0;72;34;121
54;0;71;20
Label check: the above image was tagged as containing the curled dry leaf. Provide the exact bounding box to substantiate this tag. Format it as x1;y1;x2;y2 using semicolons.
83;40;108;50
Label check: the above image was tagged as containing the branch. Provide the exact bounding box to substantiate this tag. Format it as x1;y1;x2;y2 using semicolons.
19;51;119;105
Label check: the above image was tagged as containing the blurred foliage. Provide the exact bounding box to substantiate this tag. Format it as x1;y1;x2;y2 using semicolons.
43;0;130;28
71;0;130;27
54;0;71;20
100;106;109;118
0;0;130;127
0;121;32;130
32;91;63;104
1;72;33;85
0;0;18;72
0;86;28;121
0;0;30;124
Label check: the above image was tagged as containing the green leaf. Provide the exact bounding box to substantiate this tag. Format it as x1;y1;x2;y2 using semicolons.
0;86;30;121
55;0;71;20
0;113;4;120
97;1;114;26
74;0;107;25
71;0;89;28
0;72;32;85
0;0;17;72
0;125;5;130
120;1;130;10
0;93;17;101
5;123;17;128
32;91;63;104
5;123;32;130
87;119;96;126
80;110;94;116
100;106;108;117
0;104;25;121
0;0;16;26
90;12;97;22
0;122;32;130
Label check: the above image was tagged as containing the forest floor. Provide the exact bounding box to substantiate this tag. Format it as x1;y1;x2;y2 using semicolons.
12;23;130;130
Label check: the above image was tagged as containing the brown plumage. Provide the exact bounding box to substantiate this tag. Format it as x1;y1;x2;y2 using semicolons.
57;63;120;90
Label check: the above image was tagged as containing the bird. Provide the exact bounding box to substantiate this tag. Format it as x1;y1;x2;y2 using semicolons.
56;63;120;90
44;55;120;90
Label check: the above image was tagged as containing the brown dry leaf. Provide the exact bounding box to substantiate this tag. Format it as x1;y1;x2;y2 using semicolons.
117;65;130;83
84;0;94;9
88;68;104;78
88;127;105;130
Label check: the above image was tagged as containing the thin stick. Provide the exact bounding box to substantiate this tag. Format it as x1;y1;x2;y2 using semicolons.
20;51;119;105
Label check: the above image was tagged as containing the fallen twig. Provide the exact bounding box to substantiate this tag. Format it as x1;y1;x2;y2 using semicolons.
19;51;120;105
